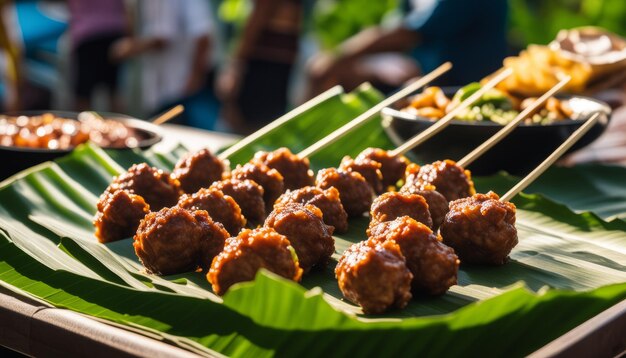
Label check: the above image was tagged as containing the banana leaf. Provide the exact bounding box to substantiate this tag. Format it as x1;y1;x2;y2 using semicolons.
1;85;626;357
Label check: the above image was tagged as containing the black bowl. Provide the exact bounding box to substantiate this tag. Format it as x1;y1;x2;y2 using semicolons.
0;111;162;180
381;95;611;176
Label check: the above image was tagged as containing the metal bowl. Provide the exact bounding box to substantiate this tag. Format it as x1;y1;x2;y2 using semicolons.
382;95;611;175
0;111;162;180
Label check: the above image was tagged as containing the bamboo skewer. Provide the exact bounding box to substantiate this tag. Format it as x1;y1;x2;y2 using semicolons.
217;85;344;160
456;75;572;168
500;112;601;202
297;62;453;158
150;105;185;125
390;68;514;157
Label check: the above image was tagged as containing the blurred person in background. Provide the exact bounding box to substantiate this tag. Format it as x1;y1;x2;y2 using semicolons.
67;0;127;112
0;0;22;112
111;0;214;127
307;0;508;96
216;0;302;134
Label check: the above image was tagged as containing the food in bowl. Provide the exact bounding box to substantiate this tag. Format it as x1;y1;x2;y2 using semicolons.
0;112;151;150
402;84;574;125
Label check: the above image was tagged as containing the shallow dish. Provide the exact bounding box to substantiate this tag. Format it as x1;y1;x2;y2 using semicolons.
0;111;162;180
382;95;611;175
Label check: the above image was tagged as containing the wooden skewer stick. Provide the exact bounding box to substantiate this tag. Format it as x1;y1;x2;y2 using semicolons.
150;105;185;125
500;112;601;202
217;86;344;160
297;62;453;158
456;75;572;168
390;68;514;157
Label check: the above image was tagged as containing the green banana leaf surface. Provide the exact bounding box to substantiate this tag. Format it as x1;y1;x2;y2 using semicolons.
1;84;626;357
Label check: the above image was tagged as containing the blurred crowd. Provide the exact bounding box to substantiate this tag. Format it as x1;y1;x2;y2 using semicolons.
0;0;625;138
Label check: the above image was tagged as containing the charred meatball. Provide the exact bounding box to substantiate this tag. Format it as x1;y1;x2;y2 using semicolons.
211;179;265;225
355;148;409;188
94;190;150;243
336;239;412;314
104;163;182;210
265;203;334;273
208;227;303;295
400;183;449;231
316;168;373;217
172;149;227;193
440;191;517;265
410;160;475;202
134;206;229;275
252;148;314;190
369;216;459;295
369;192;433;230
230;162;284;213
275;186;348;233
339;156;384;194
178;188;246;236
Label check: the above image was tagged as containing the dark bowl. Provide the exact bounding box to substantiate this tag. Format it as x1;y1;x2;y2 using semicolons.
382;95;611;175
0;111;162;180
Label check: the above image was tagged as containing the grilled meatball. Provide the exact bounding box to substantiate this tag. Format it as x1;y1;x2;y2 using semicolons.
400;184;449;231
440;191;517;265
178;188;246;236
336;239;412;314
211;179;265;225
409;160;475;202
369;216;459;295
369;192;433;230
316;168;373;217
275;186;348;233
172;149;227;193
355;148;409;188
339;156;384;194
252;147;314;190
265;203;334;273
231;162;284;213
104;163;181;210
208;227;303;295
134;206;229;275
94;190;150;243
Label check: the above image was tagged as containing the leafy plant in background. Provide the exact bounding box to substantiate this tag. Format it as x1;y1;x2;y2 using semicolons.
509;0;626;48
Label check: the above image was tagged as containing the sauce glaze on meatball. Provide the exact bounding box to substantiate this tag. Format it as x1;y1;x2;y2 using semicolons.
252;147;314;190
211;179;265;226
265;203;334;273
274;186;348;233
230;162;284;213
369;192;433;230
440;191;517;265
410;160;475;202
316;168;373;217
355;148;409;188
94;190;150;243
172;149;227;193
339;156;384;194
400;182;449;231
208;227;303;295
178;188;246;236
336;239;412;314
369;216;459;295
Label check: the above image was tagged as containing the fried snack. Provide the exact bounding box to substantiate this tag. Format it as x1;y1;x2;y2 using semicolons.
402;87;449;119
336;239;412;314
103;163;182;210
94;190;150;243
178;188;246;236
231;162;284;213
252;147;314;190
265;203;334;273
134;206;229;275
172;149;227;193
211;179;266;226
316;168;373;217
368;192;433;230
208;227;303;295
369;216;459;295
355;148;409;188
275;186;348;233
440;191;517;265
339;156;384;194
410;160;475;202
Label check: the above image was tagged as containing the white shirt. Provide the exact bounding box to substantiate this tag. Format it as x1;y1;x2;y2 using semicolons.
139;0;213;112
